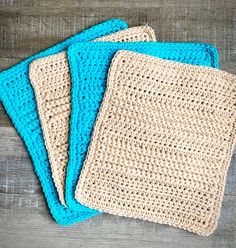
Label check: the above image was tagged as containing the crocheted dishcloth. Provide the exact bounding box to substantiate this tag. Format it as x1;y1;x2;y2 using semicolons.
0;19;128;225
29;26;156;206
66;42;218;210
76;50;236;236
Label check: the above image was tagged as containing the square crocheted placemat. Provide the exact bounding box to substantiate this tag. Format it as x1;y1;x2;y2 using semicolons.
0;19;128;225
76;50;236;235
66;41;218;210
29;26;156;206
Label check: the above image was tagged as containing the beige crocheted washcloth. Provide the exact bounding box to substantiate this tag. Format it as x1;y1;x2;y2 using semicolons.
29;26;156;206
76;50;236;235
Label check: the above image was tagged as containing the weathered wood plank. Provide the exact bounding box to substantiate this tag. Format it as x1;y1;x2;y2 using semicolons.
0;0;236;9
0;7;235;68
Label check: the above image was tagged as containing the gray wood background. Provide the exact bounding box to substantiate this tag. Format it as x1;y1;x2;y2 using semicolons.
0;1;235;247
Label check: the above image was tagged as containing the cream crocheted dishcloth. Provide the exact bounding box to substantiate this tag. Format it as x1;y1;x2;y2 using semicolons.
76;50;236;236
29;27;156;206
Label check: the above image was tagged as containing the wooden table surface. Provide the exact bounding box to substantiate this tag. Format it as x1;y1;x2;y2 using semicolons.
0;1;235;247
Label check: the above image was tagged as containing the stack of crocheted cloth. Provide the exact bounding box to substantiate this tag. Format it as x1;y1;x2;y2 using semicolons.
66;42;218;210
29;26;156;206
75;50;236;236
1;18;235;237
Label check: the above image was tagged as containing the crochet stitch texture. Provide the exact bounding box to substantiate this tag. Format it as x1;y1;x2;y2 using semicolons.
66;42;218;210
29;26;156;206
76;50;236;236
0;19;128;225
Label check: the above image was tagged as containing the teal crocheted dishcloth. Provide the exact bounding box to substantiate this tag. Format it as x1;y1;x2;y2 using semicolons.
0;20;128;225
66;42;218;211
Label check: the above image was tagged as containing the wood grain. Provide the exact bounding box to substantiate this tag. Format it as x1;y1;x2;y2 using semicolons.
0;1;235;247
